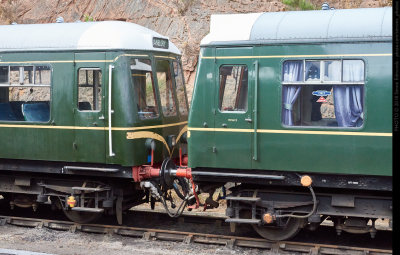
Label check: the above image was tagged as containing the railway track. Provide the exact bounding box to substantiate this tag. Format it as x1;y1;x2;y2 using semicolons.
0;214;392;255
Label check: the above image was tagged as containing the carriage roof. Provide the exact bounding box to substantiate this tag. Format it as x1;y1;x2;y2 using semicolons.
0;21;180;55
201;7;392;46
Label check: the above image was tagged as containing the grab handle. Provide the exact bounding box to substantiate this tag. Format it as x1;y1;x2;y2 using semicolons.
108;64;115;157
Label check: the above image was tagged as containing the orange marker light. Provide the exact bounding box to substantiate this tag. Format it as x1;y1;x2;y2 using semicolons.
263;213;274;224
301;175;312;187
67;196;76;208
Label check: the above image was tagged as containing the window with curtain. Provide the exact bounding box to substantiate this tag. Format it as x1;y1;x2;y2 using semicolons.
281;59;364;128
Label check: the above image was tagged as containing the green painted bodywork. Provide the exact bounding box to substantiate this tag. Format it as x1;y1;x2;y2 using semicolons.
0;50;189;167
188;42;392;176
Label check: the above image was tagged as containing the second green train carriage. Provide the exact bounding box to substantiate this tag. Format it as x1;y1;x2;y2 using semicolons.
186;7;392;240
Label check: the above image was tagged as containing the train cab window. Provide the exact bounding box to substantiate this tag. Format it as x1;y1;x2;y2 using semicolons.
219;65;248;112
77;68;102;111
0;65;51;122
173;60;188;116
282;60;364;128
131;58;159;119
156;60;177;117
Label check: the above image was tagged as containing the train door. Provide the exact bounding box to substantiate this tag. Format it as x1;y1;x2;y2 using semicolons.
214;47;254;169
73;52;106;162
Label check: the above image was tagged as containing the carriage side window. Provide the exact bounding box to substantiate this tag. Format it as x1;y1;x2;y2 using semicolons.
77;68;102;111
131;58;159;119
173;60;188;116
34;66;51;85
156;60;177;117
219;65;248;112
0;65;51;122
282;60;364;128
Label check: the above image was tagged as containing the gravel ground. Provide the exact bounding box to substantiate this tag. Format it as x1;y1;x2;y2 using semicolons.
0;225;278;255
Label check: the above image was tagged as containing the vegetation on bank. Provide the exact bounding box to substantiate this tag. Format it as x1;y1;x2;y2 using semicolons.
282;0;317;10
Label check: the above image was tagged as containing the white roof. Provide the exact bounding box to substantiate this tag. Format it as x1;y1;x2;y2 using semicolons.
201;7;392;45
0;21;180;54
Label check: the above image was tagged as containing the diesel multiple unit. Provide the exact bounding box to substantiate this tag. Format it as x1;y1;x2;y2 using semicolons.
0;7;393;241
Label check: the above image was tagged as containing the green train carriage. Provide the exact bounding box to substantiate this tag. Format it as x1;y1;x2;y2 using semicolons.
187;7;392;240
0;20;189;223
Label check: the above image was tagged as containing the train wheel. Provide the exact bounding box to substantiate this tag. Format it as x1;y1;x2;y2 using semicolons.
53;197;102;224
252;217;305;241
62;210;102;224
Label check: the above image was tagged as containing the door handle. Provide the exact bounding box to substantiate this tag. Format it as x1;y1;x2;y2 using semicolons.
245;118;253;123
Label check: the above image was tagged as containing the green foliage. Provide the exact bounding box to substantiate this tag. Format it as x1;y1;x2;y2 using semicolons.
83;14;94;22
282;0;316;11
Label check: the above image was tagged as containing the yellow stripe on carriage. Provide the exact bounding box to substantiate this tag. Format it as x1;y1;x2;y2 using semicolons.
0;121;188;131
187;127;392;137
200;53;392;59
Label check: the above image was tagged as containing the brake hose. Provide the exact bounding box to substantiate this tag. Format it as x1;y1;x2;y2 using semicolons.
275;185;317;219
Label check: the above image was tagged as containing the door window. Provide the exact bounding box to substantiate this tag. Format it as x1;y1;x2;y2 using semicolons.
219;65;248;112
77;68;102;111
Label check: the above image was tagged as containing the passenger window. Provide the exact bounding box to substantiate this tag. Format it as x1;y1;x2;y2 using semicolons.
77;68;102;111
0;66;7;84
131;58;159;119
305;61;320;81
0;65;51;122
156;60;177;117
219;65;248;112
173;61;188;116
282;60;364;128
35;66;51;85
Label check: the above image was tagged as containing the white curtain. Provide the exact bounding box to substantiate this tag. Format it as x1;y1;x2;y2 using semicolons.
343;60;364;82
325;61;341;81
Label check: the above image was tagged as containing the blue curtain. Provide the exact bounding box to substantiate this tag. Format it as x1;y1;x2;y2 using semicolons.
333;86;363;127
282;61;303;126
282;86;301;126
333;60;364;127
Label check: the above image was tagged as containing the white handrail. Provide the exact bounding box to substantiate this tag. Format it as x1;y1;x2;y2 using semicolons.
108;64;115;157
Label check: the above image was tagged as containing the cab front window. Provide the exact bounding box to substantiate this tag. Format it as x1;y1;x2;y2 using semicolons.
131;58;159;119
173;60;188;116
156;59;177;117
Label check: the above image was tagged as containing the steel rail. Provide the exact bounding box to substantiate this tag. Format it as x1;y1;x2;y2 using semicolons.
0;215;392;255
